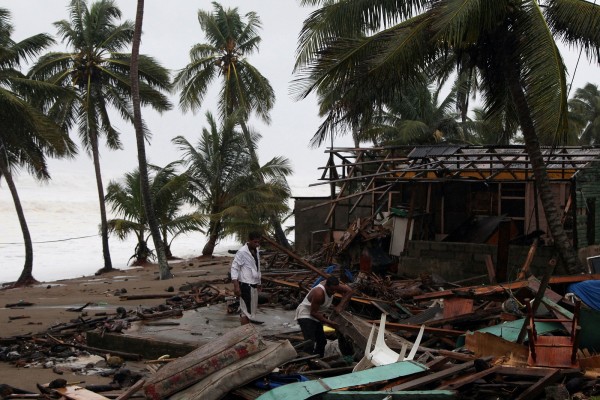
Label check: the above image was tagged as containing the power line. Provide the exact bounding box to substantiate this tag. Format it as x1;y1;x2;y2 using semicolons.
567;0;598;97
0;234;100;245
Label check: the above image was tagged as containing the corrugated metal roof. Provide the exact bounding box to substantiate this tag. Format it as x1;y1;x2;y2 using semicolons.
315;145;600;186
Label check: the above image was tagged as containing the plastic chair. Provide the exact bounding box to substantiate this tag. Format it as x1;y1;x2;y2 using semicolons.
353;313;426;372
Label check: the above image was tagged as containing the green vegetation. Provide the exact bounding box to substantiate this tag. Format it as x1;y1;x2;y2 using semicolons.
294;0;600;273
173;111;291;256
105;164;202;265
28;0;172;274
0;8;76;286
1;0;599;282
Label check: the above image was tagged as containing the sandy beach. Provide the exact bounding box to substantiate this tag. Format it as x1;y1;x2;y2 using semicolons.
0;255;234;393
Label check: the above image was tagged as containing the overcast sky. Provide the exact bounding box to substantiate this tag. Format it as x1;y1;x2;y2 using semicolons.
2;0;346;197
2;0;599;197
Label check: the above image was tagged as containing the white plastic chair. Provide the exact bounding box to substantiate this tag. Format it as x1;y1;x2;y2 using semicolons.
353;313;426;372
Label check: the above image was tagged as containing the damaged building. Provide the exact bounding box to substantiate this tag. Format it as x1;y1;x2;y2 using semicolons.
294;145;600;281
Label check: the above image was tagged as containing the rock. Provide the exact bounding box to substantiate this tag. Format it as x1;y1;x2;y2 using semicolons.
106;356;124;368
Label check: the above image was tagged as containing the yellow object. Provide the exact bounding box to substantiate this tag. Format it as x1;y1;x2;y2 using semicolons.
324;326;335;333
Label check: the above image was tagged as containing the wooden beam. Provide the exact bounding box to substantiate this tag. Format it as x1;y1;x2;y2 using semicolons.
262;235;329;279
414;273;600;301
389;360;481;391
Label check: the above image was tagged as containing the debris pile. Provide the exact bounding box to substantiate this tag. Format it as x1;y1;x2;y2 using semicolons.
4;233;600;399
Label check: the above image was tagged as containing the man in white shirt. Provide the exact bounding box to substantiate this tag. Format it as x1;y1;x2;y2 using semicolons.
231;231;262;325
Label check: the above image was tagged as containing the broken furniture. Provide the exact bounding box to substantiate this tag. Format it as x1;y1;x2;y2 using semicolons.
526;299;581;368
354;313;425;372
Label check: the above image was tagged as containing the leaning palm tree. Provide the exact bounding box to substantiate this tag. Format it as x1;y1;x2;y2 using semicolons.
29;0;172;275
130;0;170;279
174;2;291;248
295;0;600;274
105;165;203;265
0;8;77;286
569;83;600;145
173;111;291;256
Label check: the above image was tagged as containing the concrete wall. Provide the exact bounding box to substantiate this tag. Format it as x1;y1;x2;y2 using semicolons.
575;160;600;248
293;196;372;254
397;240;562;282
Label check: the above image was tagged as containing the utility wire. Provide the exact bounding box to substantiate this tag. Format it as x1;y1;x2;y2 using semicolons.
567;0;598;97
0;234;100;245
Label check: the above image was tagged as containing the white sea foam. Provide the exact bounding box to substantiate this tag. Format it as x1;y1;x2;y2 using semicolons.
0;169;322;284
0;171;237;284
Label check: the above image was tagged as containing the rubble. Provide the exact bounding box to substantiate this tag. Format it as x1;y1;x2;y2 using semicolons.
4;231;600;400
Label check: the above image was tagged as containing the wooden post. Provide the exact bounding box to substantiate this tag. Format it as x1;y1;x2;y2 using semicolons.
517;238;538;281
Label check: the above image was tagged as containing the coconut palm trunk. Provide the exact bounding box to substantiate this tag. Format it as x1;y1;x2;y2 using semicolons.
0;159;37;286
507;65;581;274
131;0;170;280
202;233;219;256
90;129;113;272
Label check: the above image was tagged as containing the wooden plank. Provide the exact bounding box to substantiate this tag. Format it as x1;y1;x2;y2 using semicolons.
86;331;197;360
119;294;175;300
464;331;528;361
514;368;560;400
527;276;563;303
370;321;466;337
256;361;428;400
115;379;145;400
414;273;600;301
484;255;496;284
437;365;502;390
49;386;110;400
517;239;538;281
442;298;474;319
321;390;457;399
262;235;329;278
371;300;405;320
389;360;479;391
424;306;502;327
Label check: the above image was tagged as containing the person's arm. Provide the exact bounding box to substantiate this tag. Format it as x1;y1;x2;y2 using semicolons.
309;288;338;329
332;283;354;314
231;255;242;297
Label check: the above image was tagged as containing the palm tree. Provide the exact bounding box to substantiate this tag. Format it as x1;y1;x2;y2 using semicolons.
130;0;170;279
105;169;149;265
28;0;172;275
569;83;600;145
105;164;202;265
173;111;291;256
365;76;466;146
0;8;77;286
174;2;291;248
463;106;522;145
295;0;600;274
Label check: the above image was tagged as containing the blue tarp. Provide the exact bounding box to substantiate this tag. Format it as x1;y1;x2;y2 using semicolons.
312;264;354;288
567;280;600;310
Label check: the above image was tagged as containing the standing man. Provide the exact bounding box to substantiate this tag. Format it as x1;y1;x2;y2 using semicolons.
231;231;262;325
295;276;354;357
